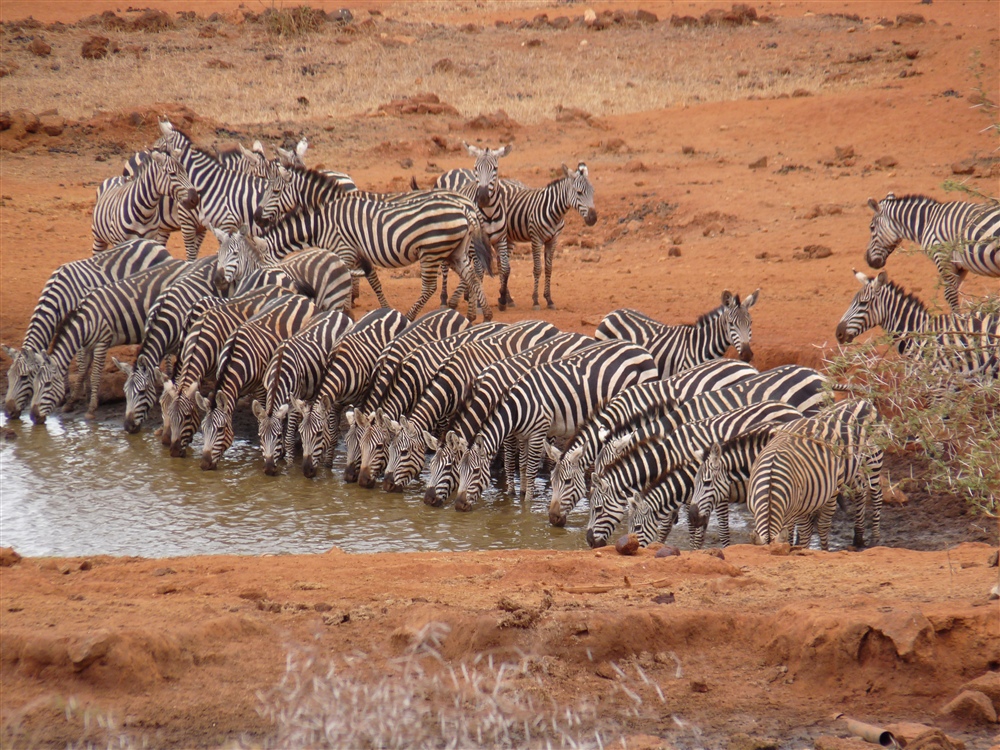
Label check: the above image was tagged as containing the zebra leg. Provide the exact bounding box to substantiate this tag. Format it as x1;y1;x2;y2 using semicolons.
520;434;545;505
283;409;302;464
66;349;94;411
497;236;514;310
406;261;441;322
502;437;518;494
934;254;965;313
851;480;868;549
531;238;544;310
450;252;492;323
867;452;884;546
439;266;450;307
543;236;558;309
817;501;837;552
179;208;206;262
363;267;391;310
86;343;110;419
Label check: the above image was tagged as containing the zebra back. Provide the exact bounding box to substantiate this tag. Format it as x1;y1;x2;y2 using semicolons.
594;308;668;346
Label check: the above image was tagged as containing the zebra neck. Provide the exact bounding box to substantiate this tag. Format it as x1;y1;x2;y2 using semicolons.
50;316;95;371
540;177;575;222
888;197;936;246
878;287;930;350
688;309;731;361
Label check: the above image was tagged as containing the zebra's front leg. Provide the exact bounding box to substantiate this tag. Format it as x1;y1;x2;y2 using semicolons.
439;266;451;308
283;408;302;464
325;403;343;466
519;434;545;505
718;492;732;547
66;349;95;411
363;267;391;310
86;343;110;419
497;236;514;310
450;253;492;323
934;255;967;314
850;479;868;549
502;437;518;494
817;500;837;552
406;261;441;322
543;236;558;309
530;238;544;310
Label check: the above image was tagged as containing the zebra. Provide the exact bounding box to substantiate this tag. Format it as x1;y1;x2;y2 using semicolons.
198;295;317;470
92;149;199;254
28;259;188;423
865;192;1000;314
747;399;884;550
584;400;803;548
271;135;357;193
294;308;409;478
500;162;597;310
113;255;223;433
212;226;354;313
836;270;1000;377
594;308;668;347
214;192;494;322
382;320;559;491
453;340;658;510
3;238;171;420
545;358;761;526
214;140;269;176
162;287;300;456
423;332;594;507
254;309;354;474
356;322;507;489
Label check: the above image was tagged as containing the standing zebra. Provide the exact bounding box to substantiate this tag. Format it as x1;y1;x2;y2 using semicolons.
114;255;223;433
3;238;171;420
594;308;668;347
747;399;884;550
92;149;199;253
584;400;803;548
198;295;317;470
453;340;657;510
836;270;999;377
28;259;188;422
501;162;597;310
254;309;354;475
294;308;409;478
865;192;1000;313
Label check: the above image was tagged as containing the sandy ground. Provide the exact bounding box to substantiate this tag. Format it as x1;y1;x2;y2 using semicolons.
1;0;999;746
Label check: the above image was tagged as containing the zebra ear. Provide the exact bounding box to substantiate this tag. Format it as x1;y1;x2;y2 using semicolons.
566;445;585;464
162;379;176;398
497;144;513;158
628;491;641;512
742;288;760;309
193;390;210;413
216;392;230;412
561;163;571;177
463;141;482;157
239;143;255;159
1;344;18;360
212;226;229;244
111;356;132;376
577;162;588;177
386;418;401;436
454;434;468;453
354;410;369;428
291;397;308;416
867;197;879;212
276;147;293;167
150;150;167;165
853;268;869;285
544;442;562;463
345;409;356;427
721;290;735;307
252;236;268;253
252;399;266;420
158;119;174;136
873;271;888;289
709;442;723;464
296;137;308;159
275;403;289;421
597;426;611;442
183;381;199;400
423;430;439;452
252;140;266;156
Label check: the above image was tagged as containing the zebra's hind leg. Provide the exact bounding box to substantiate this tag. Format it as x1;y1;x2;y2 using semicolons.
362;265;392;310
502;437;518;494
283;408;302;465
66;349;95;411
520;434;545;505
497;236;514;310
543;236;558;309
439;266;450;307
85;343;110;419
406;261;442;322
530;238;544;310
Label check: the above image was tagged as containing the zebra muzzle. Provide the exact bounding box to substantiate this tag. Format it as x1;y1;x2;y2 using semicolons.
182;189;199;210
200;455;218;471
123;415;141;434
835;321;854;345
584;209;598;226
738;345;754;363
548;510;567;528
688;505;708;530
263;457;279;476
29;406;47;424
5;400;22;420
357;468;376;489
382;477;403;493
585;528;606;549
423;487;443;507
344;463;359;483
302;456;316;478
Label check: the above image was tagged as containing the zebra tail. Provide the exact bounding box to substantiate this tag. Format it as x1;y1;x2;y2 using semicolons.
410;175;421;191
470;216;496;278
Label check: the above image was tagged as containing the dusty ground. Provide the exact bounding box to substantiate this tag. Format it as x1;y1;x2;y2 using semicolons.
1;0;999;746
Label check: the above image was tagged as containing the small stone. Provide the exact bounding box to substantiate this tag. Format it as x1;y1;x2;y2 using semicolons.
681;145;695;155
635;10;658;24
876;155;898;168
329;8;353;23
152;567;176;577
0;547;22;567
690;680;710;692
905;49;920;59
205;58;234;69
652;592;675;604
988;550;998;567
615;533;640;555
238;588;268;601
580;251;602;263
951;160;976;175
78;560;92;571
624;159;647;172
791;88;812;97
702;221;725;237
960;672;1000;710
155;583;178;595
769;543;792;556
939;690;997;724
584;9;598;24
895;13;925;26
700;548;725;560
667;246;681;257
655;545;681;558
81;35;110;60
399;157;413;169
314;602;333;612
29;38;51;56
68;630;115;671
39;114;64;136
749;156;768;169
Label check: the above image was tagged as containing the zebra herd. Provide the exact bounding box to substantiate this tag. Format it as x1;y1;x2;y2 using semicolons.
3;121;999;551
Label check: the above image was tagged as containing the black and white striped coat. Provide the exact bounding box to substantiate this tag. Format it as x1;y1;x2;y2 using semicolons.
383;320;559;491
748;399;884;551
295;308;409;478
28;259;188;423
254;309;354;474
198;295;317;470
594;308;667;347
836;271;999;377
585;400;803;548
865;192;1000;313
3;239;171;420
454;340;657;510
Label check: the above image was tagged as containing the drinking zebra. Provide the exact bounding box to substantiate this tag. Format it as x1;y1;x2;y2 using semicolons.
836;270;999;377
747;399;884;550
3;238;171;420
92;149;199;254
254;309;354;474
453;340;657;510
500;162;597;310
865;192;1000;313
28;259;188;422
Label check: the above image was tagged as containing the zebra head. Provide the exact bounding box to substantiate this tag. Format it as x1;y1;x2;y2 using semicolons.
200;391;235;471
343;409;363;483
149;148;199;211
28;351;66;424
254;399;289;476
277;138;309;170
865;193;903;269
424;431;464;507
688;443;726;549
3;344;36;420
295;397;327;479
593;428;636;476
213;224;261;291
167;381;206;458
546;443;587;528
253;162;296;227
384;415;433;492
836;270;889;345
566;162;598;226
585;475;617;548
357;408;391;489
627;490;669;548
465;142;512;208
116;356;165;434
454;435;490;512
721;288;759;362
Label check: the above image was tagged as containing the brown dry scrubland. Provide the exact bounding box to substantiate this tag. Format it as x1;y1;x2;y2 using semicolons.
1;1;999;747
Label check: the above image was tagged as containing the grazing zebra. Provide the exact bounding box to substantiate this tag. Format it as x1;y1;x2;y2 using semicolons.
3;238;171;420
276;138;309;169
198;295;317;470
114;255;222;433
294;308;409;478
594;308;668;347
585;400;803;548
216;192;494;322
501;162;597;310
434;142;514;309
214;141;269;176
383;320;559;491
254;309;354;474
545;358;760;526
836;270;1000;377
162;287;300;456
92;149;199;254
28;259;188;422
356;322;507;489
454;340;657;510
865;193;1000;313
423;332;594;507
748;399;884;550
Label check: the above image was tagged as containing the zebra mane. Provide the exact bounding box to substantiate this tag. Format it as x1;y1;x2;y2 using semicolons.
546;173;570;189
881;279;929;314
694;303;727;327
266;340;288;407
884;193;939;206
48;308;82;354
703;427;772;461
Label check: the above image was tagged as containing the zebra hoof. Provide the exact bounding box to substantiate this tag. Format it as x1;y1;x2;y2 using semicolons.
532;304;541;311
497;301;506;312
85;411;97;421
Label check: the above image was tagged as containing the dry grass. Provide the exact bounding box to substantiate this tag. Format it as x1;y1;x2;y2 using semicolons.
1;12;901;126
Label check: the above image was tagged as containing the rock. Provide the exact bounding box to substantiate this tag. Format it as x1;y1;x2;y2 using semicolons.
615;533;640;555
399;157;413;169
960;672;1000;711
39;114;64;136
905;48;920;59
131;9;174;31
314;602;333;612
580;251;602;263
668;246;682;257
29;38;51;56
690;680;710;692
793;244;832;260
769;543;792;556
78;560;92;571
655;545;681;557
939;690;997;725
652;592;676;604
988;550;998;567
902;728;965;750
896;13;926;26
876;155;898;168
951;160;976;175
990;583;999;601
619;734;674;750
728;732;780;750
681;145;695;155
81;35;110;59
205;58;234;69
749;156;768;169
624;159;647;172
551;16;571;30
670;15;700;27
68;630;115;671
702;221;725;237
4;109;40;139
238;588;268;601
378;93;459;117
0;547;22;567
584;9;598;25
700;548;725;560
155;583;178;595
791;88;812;97
634;9;658;24
329;8;353;23
465;110;520;130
